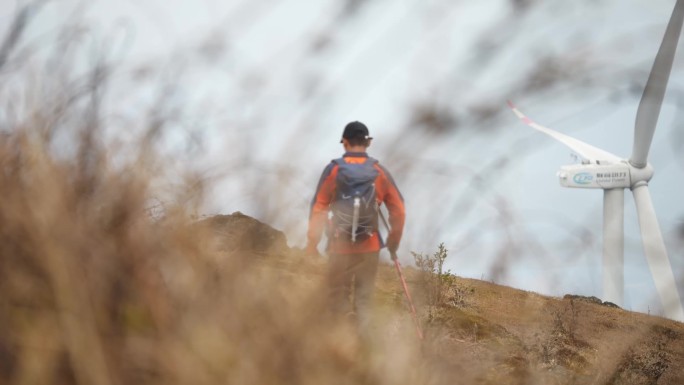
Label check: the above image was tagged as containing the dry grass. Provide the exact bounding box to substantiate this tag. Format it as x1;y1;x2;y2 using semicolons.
374;245;684;385
0;105;433;384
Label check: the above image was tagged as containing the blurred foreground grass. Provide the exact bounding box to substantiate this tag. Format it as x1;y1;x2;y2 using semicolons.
0;105;434;384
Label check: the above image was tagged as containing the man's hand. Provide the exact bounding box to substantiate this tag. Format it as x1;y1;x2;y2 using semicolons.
387;241;399;261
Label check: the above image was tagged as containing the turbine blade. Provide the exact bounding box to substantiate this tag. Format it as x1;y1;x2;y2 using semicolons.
631;0;684;168
632;184;684;321
508;101;622;163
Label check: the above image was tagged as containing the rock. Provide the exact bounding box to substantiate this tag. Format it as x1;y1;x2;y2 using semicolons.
563;294;621;309
197;212;289;255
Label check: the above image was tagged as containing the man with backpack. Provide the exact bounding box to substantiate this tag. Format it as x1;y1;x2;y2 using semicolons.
306;121;405;334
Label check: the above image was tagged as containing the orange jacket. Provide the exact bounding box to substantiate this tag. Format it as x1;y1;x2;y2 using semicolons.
308;152;405;254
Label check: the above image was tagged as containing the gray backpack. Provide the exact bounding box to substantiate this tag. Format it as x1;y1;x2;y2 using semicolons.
330;157;379;243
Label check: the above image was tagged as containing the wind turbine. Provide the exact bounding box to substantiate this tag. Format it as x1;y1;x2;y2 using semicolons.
509;0;684;321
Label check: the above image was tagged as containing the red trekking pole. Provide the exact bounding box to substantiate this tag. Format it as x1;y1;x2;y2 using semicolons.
379;210;423;340
391;251;424;341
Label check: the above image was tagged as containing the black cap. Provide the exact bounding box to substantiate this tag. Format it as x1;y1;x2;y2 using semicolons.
340;121;373;143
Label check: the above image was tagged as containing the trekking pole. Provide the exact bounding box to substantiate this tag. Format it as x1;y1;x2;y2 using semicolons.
379;209;424;341
391;251;424;341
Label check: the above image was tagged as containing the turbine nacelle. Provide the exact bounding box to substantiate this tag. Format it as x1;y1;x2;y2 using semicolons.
557;162;630;189
556;161;654;189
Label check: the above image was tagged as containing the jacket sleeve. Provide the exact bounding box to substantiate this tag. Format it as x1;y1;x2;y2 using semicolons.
377;164;405;249
307;162;337;248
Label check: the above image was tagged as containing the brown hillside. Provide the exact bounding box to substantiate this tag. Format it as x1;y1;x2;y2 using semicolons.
202;213;684;385
3;206;683;385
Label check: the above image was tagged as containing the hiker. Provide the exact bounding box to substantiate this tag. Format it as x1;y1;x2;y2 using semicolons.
306;121;405;334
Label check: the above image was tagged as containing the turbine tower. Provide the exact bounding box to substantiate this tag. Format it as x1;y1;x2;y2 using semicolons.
509;0;684;321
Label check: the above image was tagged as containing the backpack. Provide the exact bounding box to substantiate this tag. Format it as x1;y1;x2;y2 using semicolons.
330;157;380;243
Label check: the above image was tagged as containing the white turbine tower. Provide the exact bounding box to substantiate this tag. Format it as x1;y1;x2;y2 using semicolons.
509;0;684;321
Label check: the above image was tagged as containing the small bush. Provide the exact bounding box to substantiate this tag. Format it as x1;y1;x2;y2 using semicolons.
412;243;454;317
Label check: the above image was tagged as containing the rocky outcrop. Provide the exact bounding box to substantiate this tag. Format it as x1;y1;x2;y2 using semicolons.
196;212;289;255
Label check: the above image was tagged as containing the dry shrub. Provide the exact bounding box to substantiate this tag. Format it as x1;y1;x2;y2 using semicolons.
412;243;449;310
412;243;471;320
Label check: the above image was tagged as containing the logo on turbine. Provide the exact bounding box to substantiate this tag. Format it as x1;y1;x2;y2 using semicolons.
573;172;593;185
